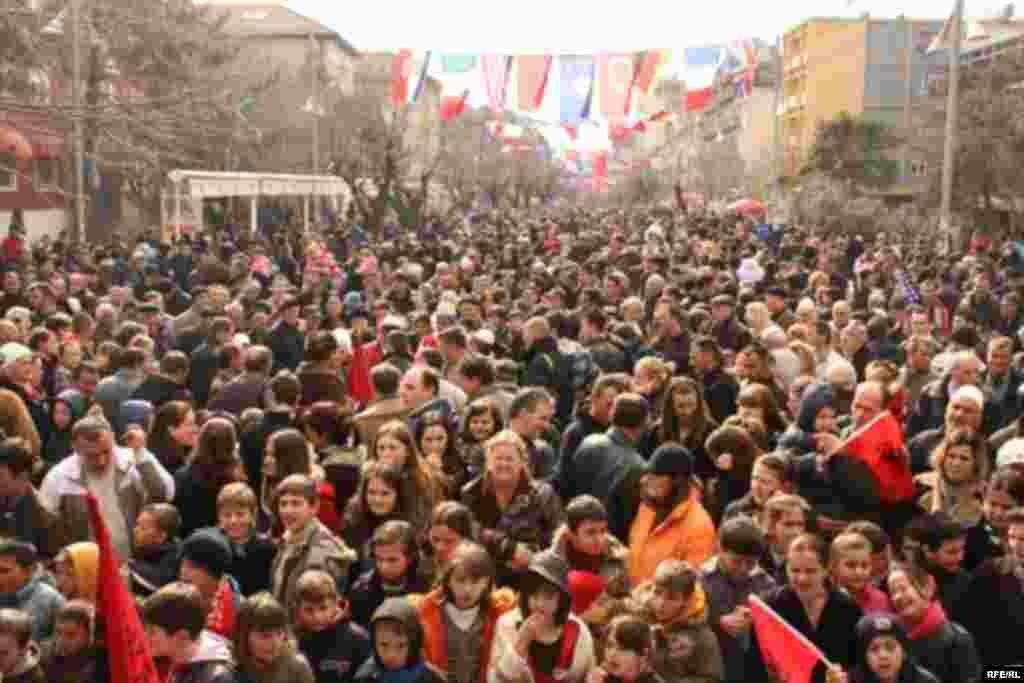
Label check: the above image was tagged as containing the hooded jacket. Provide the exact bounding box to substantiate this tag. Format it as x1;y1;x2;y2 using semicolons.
778;382;835;455
171;630;238;683
42;389;86;467
418;587;517;683
355;598;444;683
628;581;723;683
0;573;64;641
488;608;595;683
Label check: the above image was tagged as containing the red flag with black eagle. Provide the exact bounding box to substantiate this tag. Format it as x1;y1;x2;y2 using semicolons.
85;492;161;683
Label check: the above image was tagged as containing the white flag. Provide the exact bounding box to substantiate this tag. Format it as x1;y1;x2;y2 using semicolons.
928;0;966;53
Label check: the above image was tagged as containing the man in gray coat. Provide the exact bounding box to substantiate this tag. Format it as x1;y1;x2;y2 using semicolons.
557;393;649;503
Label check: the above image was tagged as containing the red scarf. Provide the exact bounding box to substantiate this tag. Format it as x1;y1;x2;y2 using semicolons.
904;601;947;641
206;579;237;638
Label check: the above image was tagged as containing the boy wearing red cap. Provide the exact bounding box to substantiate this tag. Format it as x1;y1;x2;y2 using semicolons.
548;496;630;649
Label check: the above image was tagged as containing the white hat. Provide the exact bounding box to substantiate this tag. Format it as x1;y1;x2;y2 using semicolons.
331;328;352;353
997;438;1024;469
737;258;765;284
951;385;985;409
0;343;32;365
381;315;407;330
473;329;495;347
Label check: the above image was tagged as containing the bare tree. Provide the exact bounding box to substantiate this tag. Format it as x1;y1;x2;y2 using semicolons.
7;0;274;238
913;46;1024;223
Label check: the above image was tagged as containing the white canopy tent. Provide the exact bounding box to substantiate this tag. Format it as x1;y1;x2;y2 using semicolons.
164;170;350;237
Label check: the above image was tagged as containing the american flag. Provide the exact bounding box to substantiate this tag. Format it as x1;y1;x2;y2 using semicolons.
895;268;922;305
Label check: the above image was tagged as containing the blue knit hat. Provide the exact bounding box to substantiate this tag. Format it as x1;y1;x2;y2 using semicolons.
119;400;154;433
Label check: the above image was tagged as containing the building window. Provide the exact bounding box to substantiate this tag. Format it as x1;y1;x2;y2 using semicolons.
910;160;928;177
34;158;59;190
0;153;15;192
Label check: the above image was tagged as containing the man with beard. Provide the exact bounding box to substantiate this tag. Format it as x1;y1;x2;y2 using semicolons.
625;443;715;585
908;385;988;475
39;414;174;558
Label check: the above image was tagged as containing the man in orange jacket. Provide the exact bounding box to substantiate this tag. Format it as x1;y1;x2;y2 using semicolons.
627;443;716;586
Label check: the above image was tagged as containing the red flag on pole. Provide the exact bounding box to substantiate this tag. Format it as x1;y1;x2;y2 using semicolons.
633;49;670;93
391;49;412;105
85;492;161;683
516;55;552;111
598;53;636;117
835;411;915;503
748;595;827;683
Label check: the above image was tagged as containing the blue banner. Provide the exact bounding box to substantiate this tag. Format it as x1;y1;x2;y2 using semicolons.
559;55;595;124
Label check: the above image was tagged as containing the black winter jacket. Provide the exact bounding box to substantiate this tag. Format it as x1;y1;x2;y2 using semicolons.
298;619;372;683
557;427;644;504
906;617;981;683
953;557;1024;666
745;585;863;683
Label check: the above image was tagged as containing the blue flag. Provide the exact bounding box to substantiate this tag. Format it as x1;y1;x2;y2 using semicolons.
559;55;595;124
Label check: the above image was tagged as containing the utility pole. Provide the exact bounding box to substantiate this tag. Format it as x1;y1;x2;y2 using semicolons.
773;34;783;189
71;0;85;242
939;0;964;250
309;34;320;224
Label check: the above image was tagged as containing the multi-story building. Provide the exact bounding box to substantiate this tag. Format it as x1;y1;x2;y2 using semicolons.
910;16;1024;196
634;42;778;199
780;16;945;185
215;2;358;172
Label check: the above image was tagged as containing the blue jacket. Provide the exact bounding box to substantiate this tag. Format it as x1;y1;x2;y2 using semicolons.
0;574;64;641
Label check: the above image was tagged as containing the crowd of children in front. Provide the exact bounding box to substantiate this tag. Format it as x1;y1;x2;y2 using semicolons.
0;449;1019;683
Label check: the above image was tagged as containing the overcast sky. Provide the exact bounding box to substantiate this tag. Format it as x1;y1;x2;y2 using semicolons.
273;0;976;52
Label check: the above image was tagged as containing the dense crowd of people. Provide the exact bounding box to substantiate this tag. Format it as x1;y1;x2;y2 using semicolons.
0;207;1017;683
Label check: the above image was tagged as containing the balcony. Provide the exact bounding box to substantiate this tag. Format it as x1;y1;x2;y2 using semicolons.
785;54;807;71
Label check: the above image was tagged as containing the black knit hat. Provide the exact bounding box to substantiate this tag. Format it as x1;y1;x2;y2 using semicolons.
647;443;694;479
855;614;909;660
181;529;232;578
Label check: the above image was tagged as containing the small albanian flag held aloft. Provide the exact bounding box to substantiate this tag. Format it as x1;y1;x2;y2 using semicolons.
749;594;827;683
85;492;160;683
839;411;915;504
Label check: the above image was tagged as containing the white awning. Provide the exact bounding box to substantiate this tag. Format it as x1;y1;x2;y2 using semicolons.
167;170;347;199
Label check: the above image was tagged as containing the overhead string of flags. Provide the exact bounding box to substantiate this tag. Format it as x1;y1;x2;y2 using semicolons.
390;44;760;137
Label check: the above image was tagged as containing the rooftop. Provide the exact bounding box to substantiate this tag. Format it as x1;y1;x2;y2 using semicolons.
212;2;357;54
